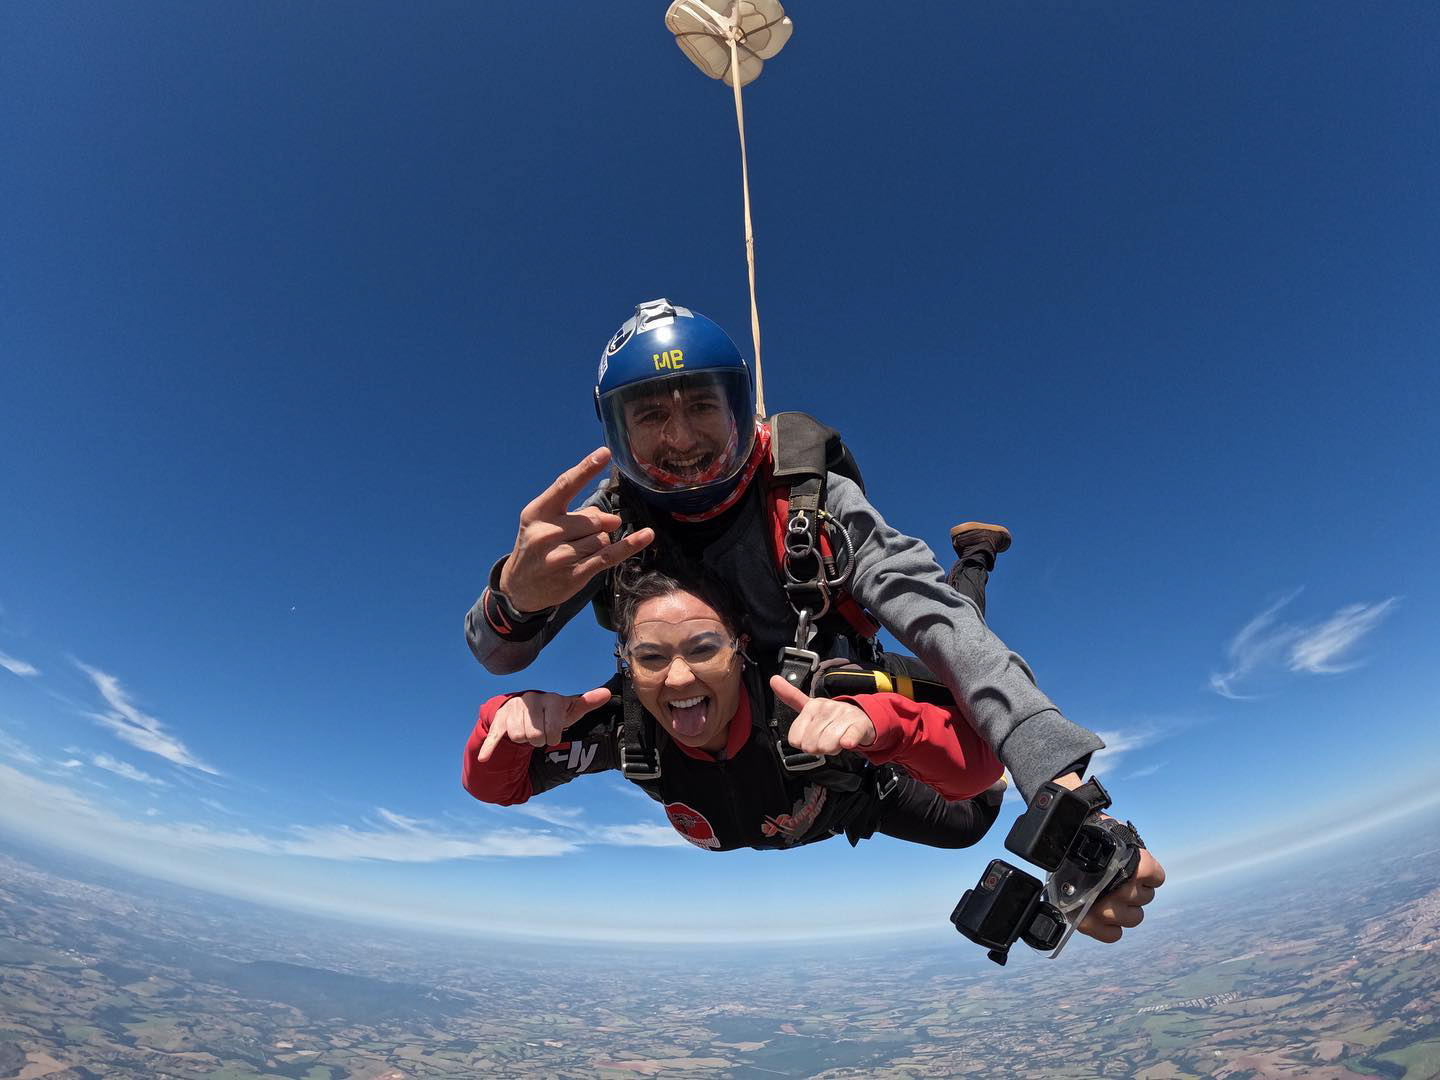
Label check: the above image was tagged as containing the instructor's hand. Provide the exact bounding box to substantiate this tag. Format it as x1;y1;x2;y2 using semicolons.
498;447;655;613
770;675;876;756
1078;848;1166;944
476;688;613;762
1048;772;1166;945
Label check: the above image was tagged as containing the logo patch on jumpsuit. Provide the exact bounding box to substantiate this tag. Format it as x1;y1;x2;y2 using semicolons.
665;801;721;850
761;784;827;841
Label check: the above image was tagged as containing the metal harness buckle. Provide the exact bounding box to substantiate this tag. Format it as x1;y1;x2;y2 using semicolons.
619;746;661;781
774;644;825;772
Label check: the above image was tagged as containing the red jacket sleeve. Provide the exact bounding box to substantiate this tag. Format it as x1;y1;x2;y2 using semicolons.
843;693;1003;801
461;694;536;806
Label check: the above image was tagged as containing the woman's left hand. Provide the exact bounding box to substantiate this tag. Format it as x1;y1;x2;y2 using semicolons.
769;675;877;755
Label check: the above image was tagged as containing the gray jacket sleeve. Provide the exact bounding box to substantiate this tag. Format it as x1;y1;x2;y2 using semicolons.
827;474;1103;803
464;489;609;676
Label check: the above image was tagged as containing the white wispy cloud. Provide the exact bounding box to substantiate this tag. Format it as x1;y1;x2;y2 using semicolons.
590;823;689;847
0;764;577;862
91;753;168;787
73;660;220;775
510;802;588;828
281;809;687;859
1089;726;1164;778
496;797;686;847
0;763;680;868
0;650;39;677
1124;761;1165;781
1288;599;1399;674
281;816;579;861
0;729;41;766
1208;589;1304;700
1210;591;1398;699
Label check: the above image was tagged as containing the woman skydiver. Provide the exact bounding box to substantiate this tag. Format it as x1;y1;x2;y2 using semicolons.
462;555;1008;853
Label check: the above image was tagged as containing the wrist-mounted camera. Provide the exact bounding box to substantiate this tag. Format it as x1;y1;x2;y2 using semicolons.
950;777;1144;966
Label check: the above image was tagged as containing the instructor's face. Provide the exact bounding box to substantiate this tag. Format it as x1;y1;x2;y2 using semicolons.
625;590;744;754
622;384;734;485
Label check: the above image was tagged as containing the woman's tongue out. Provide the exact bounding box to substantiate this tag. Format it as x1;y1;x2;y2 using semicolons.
667;695;709;738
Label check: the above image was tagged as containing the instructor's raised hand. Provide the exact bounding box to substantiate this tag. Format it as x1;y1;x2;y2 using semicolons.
497;447;655;613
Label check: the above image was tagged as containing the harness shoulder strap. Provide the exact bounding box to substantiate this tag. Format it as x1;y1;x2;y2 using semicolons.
618;673;662;783
769;411;864;493
765;415;879;640
763;414;886;772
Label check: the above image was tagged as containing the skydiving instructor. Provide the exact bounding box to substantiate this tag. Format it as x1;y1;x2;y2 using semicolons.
465;299;1165;945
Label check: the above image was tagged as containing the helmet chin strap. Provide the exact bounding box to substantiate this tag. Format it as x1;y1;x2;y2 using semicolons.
633;414;740;491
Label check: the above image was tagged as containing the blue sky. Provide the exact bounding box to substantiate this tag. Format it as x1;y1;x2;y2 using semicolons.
2;0;1437;944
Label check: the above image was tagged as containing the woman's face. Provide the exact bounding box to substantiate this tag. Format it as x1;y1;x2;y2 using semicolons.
625;590;744;754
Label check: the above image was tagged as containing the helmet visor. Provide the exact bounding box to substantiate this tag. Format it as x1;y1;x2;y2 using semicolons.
600;371;756;495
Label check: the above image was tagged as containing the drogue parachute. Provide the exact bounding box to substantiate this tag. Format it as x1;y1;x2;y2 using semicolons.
665;0;793;88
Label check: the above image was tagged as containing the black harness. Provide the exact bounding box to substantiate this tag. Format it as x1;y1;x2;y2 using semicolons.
767;412;874;772
602;412;887;783
610;655;964;856
614;662;869;804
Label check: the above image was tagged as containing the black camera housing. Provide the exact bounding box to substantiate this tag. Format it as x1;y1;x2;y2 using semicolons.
952;777;1137;966
1003;780;1109;871
950;859;1066;966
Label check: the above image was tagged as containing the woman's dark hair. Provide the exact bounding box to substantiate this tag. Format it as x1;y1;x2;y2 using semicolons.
611;554;747;645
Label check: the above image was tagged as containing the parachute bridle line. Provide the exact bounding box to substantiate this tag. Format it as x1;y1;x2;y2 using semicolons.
675;1;770;418
729;27;764;419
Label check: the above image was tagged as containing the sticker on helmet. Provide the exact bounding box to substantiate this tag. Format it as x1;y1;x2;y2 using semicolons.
606;318;636;357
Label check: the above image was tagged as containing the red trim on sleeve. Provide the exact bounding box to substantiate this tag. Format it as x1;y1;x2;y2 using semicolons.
481;587;514;636
844;693;1002;801
462;695;537;805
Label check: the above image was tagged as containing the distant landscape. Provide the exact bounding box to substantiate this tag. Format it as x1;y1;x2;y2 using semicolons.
2;809;1439;1078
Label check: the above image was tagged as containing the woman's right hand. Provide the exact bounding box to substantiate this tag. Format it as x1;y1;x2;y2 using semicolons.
476;688;613;762
769;675;877;755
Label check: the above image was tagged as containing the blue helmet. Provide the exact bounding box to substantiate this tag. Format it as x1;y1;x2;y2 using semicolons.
596;299;757;514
